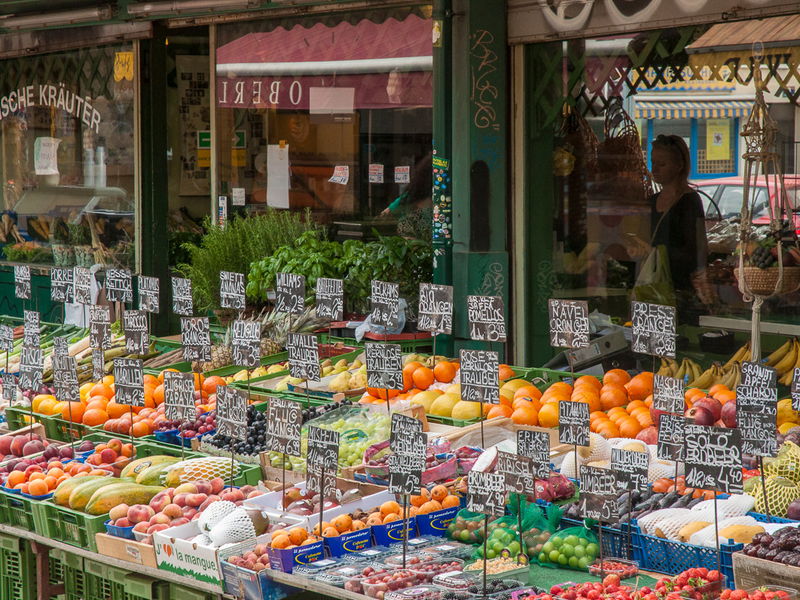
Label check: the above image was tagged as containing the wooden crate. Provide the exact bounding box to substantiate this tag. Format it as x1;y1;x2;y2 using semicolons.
95;533;158;568
733;551;800;589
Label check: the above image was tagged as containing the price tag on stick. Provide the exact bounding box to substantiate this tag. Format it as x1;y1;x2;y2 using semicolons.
73;267;91;305
631;301;676;358
740;361;778;387
389;454;425;495
467;471;505;516
89;305;112;350
287;333;321;382
496;450;534;494
517;429;551;479
171;277;194;316
232;320;261;369
92;349;105;381
50;268;74;303
684;424;743;494
2;375;16;403
390;413;424;454
138;276;160;314
181;317;211;363
163;371;196;422
611;448;650;493
459;349;499;404
418;283;453;335
18;345;43;392
657;413;686;462
579;465;619;521
307;426;340;471
307;464;338;502
123;310;149;356
0;326;13;353
216;386;248;441
559;401;590;447
14;265;31;300
467;295;506;342
220;271;246;311
113;358;145;407
365;343;403;391
23;310;40;348
548;299;590;348
106;268;133;303
315;278;344;322
653;375;685;414
736;380;778;457
53;354;79;404
370;280;400;329
275;272;305;315
53;336;69;358
265;397;302;457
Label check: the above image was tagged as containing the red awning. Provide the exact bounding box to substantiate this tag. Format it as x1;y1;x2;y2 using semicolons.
216;14;433;110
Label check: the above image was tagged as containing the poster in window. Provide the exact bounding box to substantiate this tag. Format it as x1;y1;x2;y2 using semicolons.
177;55;211;196
706;119;730;161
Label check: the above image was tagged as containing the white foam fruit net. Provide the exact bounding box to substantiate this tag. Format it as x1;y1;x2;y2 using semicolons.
166;457;241;483
689;516;760;548
580;433;612;463
691;495;754;519
208;508;256;547
198;500;238;533
560;451;580;479
637;508;691;535
652;512;709;541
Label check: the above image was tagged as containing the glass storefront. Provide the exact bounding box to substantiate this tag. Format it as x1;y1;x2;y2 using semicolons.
0;43;137;269
213;7;433;238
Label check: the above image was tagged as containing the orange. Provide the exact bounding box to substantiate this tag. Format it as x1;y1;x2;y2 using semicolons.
487;404;512;419
547;382;573;396
603;369;631;386
596;420;620;438
411;488;431;507
412;367;435;390
430;485;448;502
36;398;58;416
403;361;424;377
498;364;515;381
84;399;108;413
590;411;607;422
714;389;736;404
537;403;559;428
570;389;600;413
143;374;159;387
618;417;642;439
106;402;129;419
288;527;308;545
625;372;654;401
82;409;109;427
442;495;460;508
28;480;48;496
366;388;399;401
88;383;115;401
433;362;456;383
600;384;628;410
333;514;353;533
575;375;601;390
511;405;539;426
708;384;730;397
203;376;226;396
381;501;402;516
627;400;646;412
153;385;165;405
60;402;85;423
158;368;179;382
634;412;654;428
382;513;400;524
512;397;541;412
514;386;543;402
32;394;56;413
101;375;115;387
271;534;291;549
685;388;705;403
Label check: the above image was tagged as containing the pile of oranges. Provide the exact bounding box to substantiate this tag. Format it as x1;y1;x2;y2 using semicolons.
361;359;460;404
30;370;227;437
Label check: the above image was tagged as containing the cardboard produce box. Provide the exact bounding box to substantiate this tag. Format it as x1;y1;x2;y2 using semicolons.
733;552;800;589
95;533;158;568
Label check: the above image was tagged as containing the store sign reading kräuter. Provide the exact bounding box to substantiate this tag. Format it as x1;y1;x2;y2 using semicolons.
0;84;102;132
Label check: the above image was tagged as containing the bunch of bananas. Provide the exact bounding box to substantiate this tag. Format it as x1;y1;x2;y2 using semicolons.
765;338;800;385
656;357;703;382
687;361;742;389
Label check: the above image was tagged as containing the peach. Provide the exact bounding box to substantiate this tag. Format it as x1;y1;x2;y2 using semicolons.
146;523;169;534
114;517;131;528
10;436;27;457
254;544;268;556
133;522;149;533
186;493;207;508
240;485;256;496
107;438;123;454
174;483;197;495
194;481;212;495
198;495;220;511
149;513;171;526
127;504;155;524
162;503;183;519
170;517;189;527
209;477;225;494
149;492;173;514
183;508;197;520
221;489;244;503
99;449;117;464
0;436;13;456
173;493;189;507
247;490;264;499
109;503;130;521
191;512;201;520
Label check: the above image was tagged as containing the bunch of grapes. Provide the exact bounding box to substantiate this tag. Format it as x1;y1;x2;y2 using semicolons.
750;245;776;269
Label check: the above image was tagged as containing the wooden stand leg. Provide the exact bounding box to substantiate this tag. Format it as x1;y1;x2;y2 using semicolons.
30;541;64;600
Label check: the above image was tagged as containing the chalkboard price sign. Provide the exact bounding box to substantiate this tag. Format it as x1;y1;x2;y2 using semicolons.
417;283;454;335
53;336;69;358
0;326;13;353
390;413;424;455
73;267;92;305
106;268;133;303
315;277;344;322
219;271;246;311
19;344;45;391
792;368;800;412
517;429;551;479
89;305;112;350
459;349;499;404
23;310;40;348
266;396;302;457
466;295;506;342
559;401;590;447
14;265;31;300
738;411;777;457
307;464;338;502
548;299;590;349
611;448;649;492
653;374;685;414
496;450;534;494
232;319;261;369
50;268;74;303
740;361;778;388
92;349;105;381
171;277;194;316
389;453;426;495
123;310;149;356
138;276;160;314
684;424;743;494
286;333;321;382
630;301;676;358
579;465;619;522
164;371;196;421
181;317;211;363
657;413;685;462
365;343;404;391
370;280;400;329
2;374;16;402
216;385;248;441
467;471;505;517
737;379;778;457
307;426;340;471
113;358;145;407
53;354;79;403
275;272;306;315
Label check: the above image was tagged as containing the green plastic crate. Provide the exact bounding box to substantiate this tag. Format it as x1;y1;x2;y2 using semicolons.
83;557;116;600
117;573;170;600
511;366;578;388
4;406;47;431
0;531;33;581
42;416;88;443
1;573;33;600
168;584;217;600
49;549;83;600
0;489;37;531
32;500;108;552
425;414;481;427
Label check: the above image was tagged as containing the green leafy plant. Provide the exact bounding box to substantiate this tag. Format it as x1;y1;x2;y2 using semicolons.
247;231;433;316
177;209;319;312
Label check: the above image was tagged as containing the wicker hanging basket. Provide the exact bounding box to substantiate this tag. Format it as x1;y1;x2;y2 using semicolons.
735;265;800;296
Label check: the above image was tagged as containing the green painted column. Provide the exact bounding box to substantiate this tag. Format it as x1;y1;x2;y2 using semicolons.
138;30;171;335
449;0;509;358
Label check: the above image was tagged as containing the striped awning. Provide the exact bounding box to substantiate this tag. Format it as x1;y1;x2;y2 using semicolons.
634;99;752;120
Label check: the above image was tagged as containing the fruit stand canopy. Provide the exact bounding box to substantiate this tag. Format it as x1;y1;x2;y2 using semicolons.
215;14;433;110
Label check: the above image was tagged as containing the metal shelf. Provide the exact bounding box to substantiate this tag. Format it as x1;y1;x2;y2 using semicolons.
699;315;800;336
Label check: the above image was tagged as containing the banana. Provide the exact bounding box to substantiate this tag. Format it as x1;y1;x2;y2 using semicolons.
689;360;703;383
774;339;799;376
766;338;793;367
688;365;714;388
780;367;794;387
675;359;687;381
720;364;738;389
725;343;749;369
657;359;672;377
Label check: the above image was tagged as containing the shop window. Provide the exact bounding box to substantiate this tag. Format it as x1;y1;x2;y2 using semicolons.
0;44;136;268
214;7;433;238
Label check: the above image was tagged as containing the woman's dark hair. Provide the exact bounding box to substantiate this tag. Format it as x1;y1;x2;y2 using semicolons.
404;152;433;204
652;134;691;179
